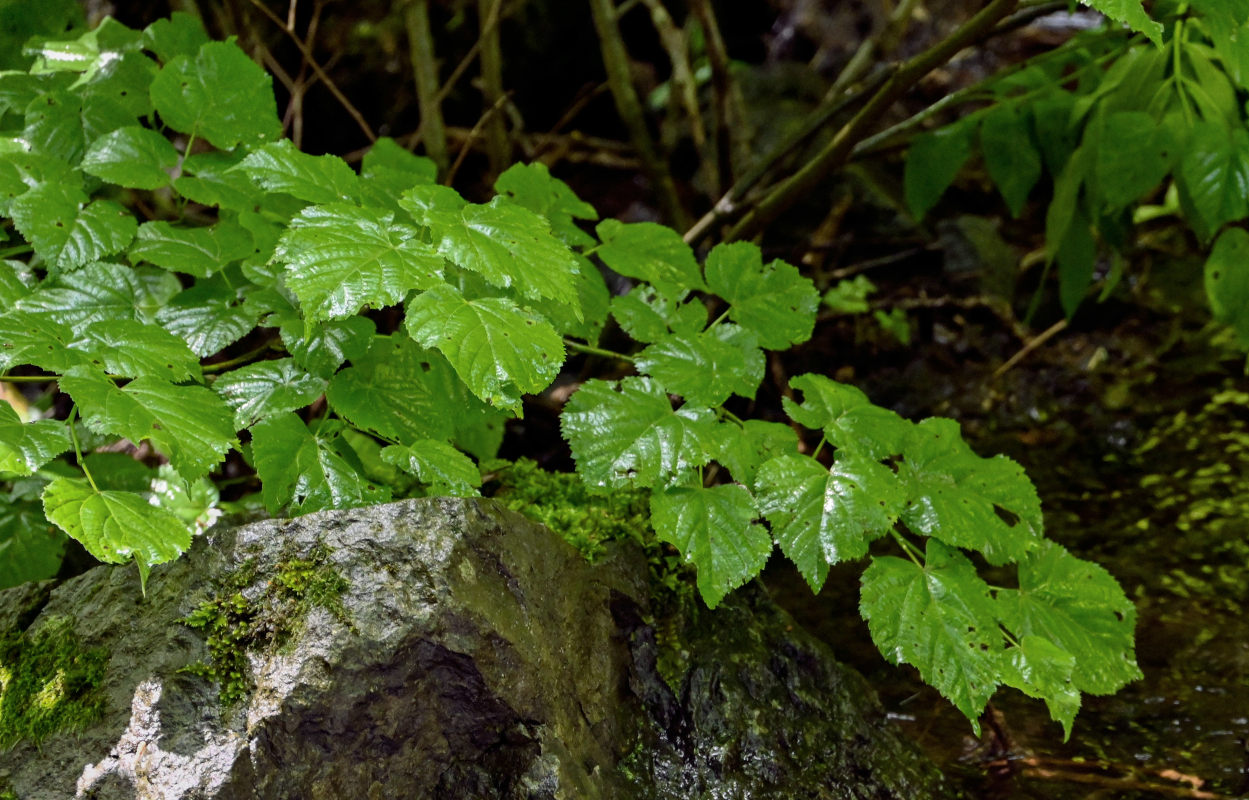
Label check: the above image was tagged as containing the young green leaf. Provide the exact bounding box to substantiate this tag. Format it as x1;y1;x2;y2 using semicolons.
326;333;464;441
0;402;71;475
904;118;975;220
980;104;1041;217
999;635;1081;740
278;314;375;378
380;440;482;497
755;452;904;592
274;203;445;319
80;126;178;189
401;188;581;307
996;541;1141;695
362;136;437;186
702;242;819;349
897;417;1042;565
150;40;281;150
712;419;799;486
609;285;707;343
1055;209;1095;318
213;358;327;429
561;376;717;489
129;220;254;278
251;412;389;514
69;319;201;380
1204;227;1249;344
236;139;360;204
595;219;706;298
404;284;564;412
650;483;771;608
1081;0;1162;46
10;185;136;272
635;324;764;406
141;11;210;62
41;476;192;591
859;540;1002;733
60;367;237;480
494;161;598;248
783;373;914;460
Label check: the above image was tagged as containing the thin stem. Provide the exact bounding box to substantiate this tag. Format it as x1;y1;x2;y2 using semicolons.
68;408;99;492
0;245;32;259
0;374;65;383
890;529;925;567
445;90;512;185
202;341;275;375
565;339;635;362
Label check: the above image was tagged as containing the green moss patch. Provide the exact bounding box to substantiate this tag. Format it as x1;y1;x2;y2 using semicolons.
182;546;348;707
0;618;108;749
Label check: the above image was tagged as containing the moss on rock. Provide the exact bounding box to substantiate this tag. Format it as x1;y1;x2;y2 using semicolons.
0;617;108;749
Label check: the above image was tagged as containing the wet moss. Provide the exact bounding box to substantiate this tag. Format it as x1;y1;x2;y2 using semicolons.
181;546;348;707
0;617;108;749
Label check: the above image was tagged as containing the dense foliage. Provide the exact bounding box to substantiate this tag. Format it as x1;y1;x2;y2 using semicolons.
0;5;1185;738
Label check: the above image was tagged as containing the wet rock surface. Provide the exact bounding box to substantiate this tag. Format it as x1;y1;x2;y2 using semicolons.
0;497;943;799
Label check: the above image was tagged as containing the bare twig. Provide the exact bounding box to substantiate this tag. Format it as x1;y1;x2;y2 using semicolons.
638;0;705;147
403;0;449;172
991;318;1067;378
477;0;510;177
445;91;513;185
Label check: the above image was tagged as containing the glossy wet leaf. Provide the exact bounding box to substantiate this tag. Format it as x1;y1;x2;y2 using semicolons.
0;309;90;372
236;139;359;204
650;483;771;608
595;219;705;298
81;126;178;189
1176;121;1249;241
404;284;564;412
635;324;764;406
494;161;597;247
157;280;258;357
860;540;1002;734
609;285;707;343
1082;0;1162;45
141;11;210;62
996;541;1141;695
756;453;904;591
275;203;445;320
703;242;819;349
561;376;717;489
42;476;192;591
60;367;236;481
251;413;389;514
69;319;200;380
999;635;1081;740
213;358;326;429
783;373;914;459
278;314;375;378
129;220;254;278
712;419;799;486
150;40;281;150
9;185;135;272
381;440;481;497
0;402;70;475
16;261;144;326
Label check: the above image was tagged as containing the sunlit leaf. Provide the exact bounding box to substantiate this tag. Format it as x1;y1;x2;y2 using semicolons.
251;413;389;514
0;402;70;475
236;139;359;204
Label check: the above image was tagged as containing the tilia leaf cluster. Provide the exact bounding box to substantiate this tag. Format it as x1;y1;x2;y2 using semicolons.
0;13;1139;736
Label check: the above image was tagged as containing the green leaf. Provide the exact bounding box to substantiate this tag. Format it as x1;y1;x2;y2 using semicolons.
85;50;158;118
42;476;192;590
213;358;326;428
60;368;237;480
80;126;178;190
404;284;564;411
275;203;445;320
635;324;764;406
0;260;35;309
561;376;717;489
905;119;974;220
157;279;259;357
0;309;90;372
0;0;83;71
69;319;200;381
999;635;1081;740
278;314;375;378
150;40;281;150
1045;144;1090;260
823;275;876;314
650;483;771;608
236;139;359;204
755;453;904;592
859;540;1002;733
610;285;707;343
1204;227;1249;345
980;105;1041;217
0;402;70;475
174;151;265;211
703;242;819;349
1176;121;1249;241
129;220;254;278
712;419;799;486
897;417;1042;565
494;162;597;248
594;219;706;298
251;413;389;514
402;188;580;307
327;333;464;441
360;137;437;208
1055;209;1095;318
517;252;610;343
1081;0;1162;46
10;186;136;272
26;17;140;77
16;261;144;326
0;500;66;589
996;541;1141;695
783;374;914;460
142;12;210;62
1092;111;1175;212
381;440;482;497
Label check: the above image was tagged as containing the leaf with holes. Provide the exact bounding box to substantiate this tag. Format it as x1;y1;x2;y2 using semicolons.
650;483;771;608
404;284;564;412
16;261;144;326
0;309;91;372
68;319;200;380
9;185;135;272
860;540;1002;734
561;376;717;489
999;635;1081;740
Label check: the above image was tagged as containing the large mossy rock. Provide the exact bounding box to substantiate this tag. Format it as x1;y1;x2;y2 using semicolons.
0;498;945;798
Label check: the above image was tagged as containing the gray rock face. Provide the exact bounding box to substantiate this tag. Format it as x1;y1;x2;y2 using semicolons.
0;498;944;799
